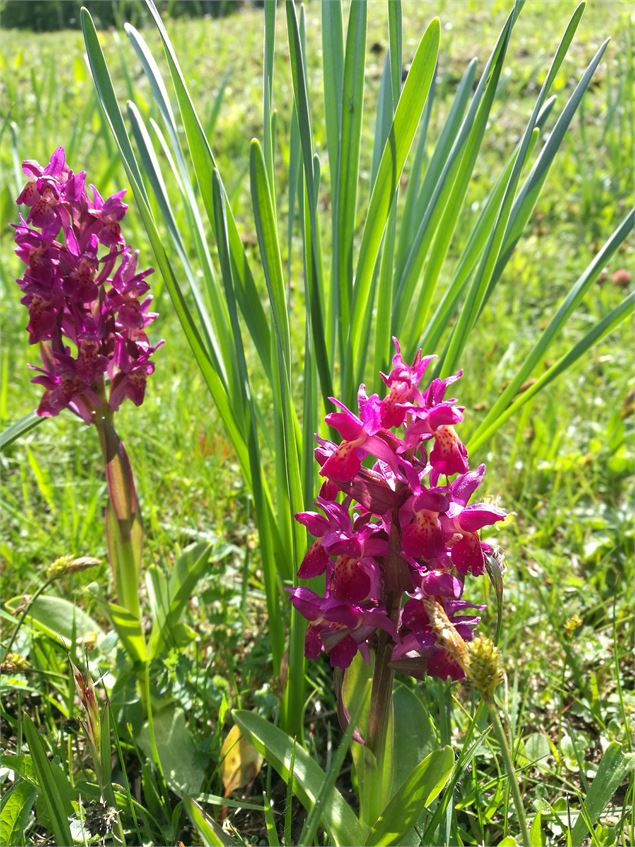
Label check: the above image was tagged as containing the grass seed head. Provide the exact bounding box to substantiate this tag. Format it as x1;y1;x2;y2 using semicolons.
45;555;101;580
466;634;504;701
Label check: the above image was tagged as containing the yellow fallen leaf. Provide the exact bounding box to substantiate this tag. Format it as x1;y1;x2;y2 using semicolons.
220;724;263;797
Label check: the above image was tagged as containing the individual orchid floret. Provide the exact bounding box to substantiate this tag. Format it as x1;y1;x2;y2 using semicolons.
429;424;469;483
320;387;402;483
442;465;506;575
295;498;387;579
88;186;128;246
379;337;435;427
314;436;406;514
14;147;162;422
288;587;397;669
17;146;73;233
398;488;449;564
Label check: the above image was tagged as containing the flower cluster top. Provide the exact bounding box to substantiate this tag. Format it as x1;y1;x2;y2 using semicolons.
289;340;506;680
14;147;161;422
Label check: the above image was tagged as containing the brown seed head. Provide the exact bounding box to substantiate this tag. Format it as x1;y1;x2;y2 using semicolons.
422;596;469;670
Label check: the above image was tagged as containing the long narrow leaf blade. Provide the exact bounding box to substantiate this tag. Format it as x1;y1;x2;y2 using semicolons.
349;16;439;384
233;710;365;847
0;412;44;453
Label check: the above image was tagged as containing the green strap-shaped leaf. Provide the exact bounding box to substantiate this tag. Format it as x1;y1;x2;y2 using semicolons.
0;412;44;453
469;288;635;453
388;0;403;111
126;98;230;388
211;169;285;670
250;139;307;733
469;211;634;450
442;3;594;375
148;541;214;658
367;746;454;846
4;594;102;649
250;141;303;564
393;6;517;343
348;16;439;387
334;0;367;343
321;0;344;186
263;0;276;185
182;796;238;847
22;717;73;847
250;141;292;371
0;781;37;847
571;743;635;844
297;679;365;847
286;0;333;405
81;8;253;487
233;710;365;847
489;25;607;304
141;0;273;381
108;602;147;664
423;131;529;354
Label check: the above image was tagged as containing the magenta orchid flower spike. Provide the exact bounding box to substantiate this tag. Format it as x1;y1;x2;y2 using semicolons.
15;146;162;423
289;338;506;683
14;147;162;619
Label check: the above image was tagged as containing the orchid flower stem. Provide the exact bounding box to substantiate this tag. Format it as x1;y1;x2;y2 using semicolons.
487;701;530;846
365;631;395;822
94;413;142;620
366;585;401;822
367;633;395;766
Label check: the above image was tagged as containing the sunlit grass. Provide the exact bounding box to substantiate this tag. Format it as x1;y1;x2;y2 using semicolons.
0;1;633;844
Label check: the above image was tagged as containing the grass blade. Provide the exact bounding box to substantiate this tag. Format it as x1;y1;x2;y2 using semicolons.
22;717;73;847
334;0;367;354
469;289;635;453
0;412;44;453
234;710;365;847
470;210;634;446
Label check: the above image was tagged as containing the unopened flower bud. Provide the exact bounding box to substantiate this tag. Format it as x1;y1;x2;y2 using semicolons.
72;663;101;755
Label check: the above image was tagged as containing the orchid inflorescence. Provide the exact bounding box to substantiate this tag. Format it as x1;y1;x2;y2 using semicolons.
14;147;162;422
289;340;506;680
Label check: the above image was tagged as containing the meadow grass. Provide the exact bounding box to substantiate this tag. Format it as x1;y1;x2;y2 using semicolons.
0;1;633;844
